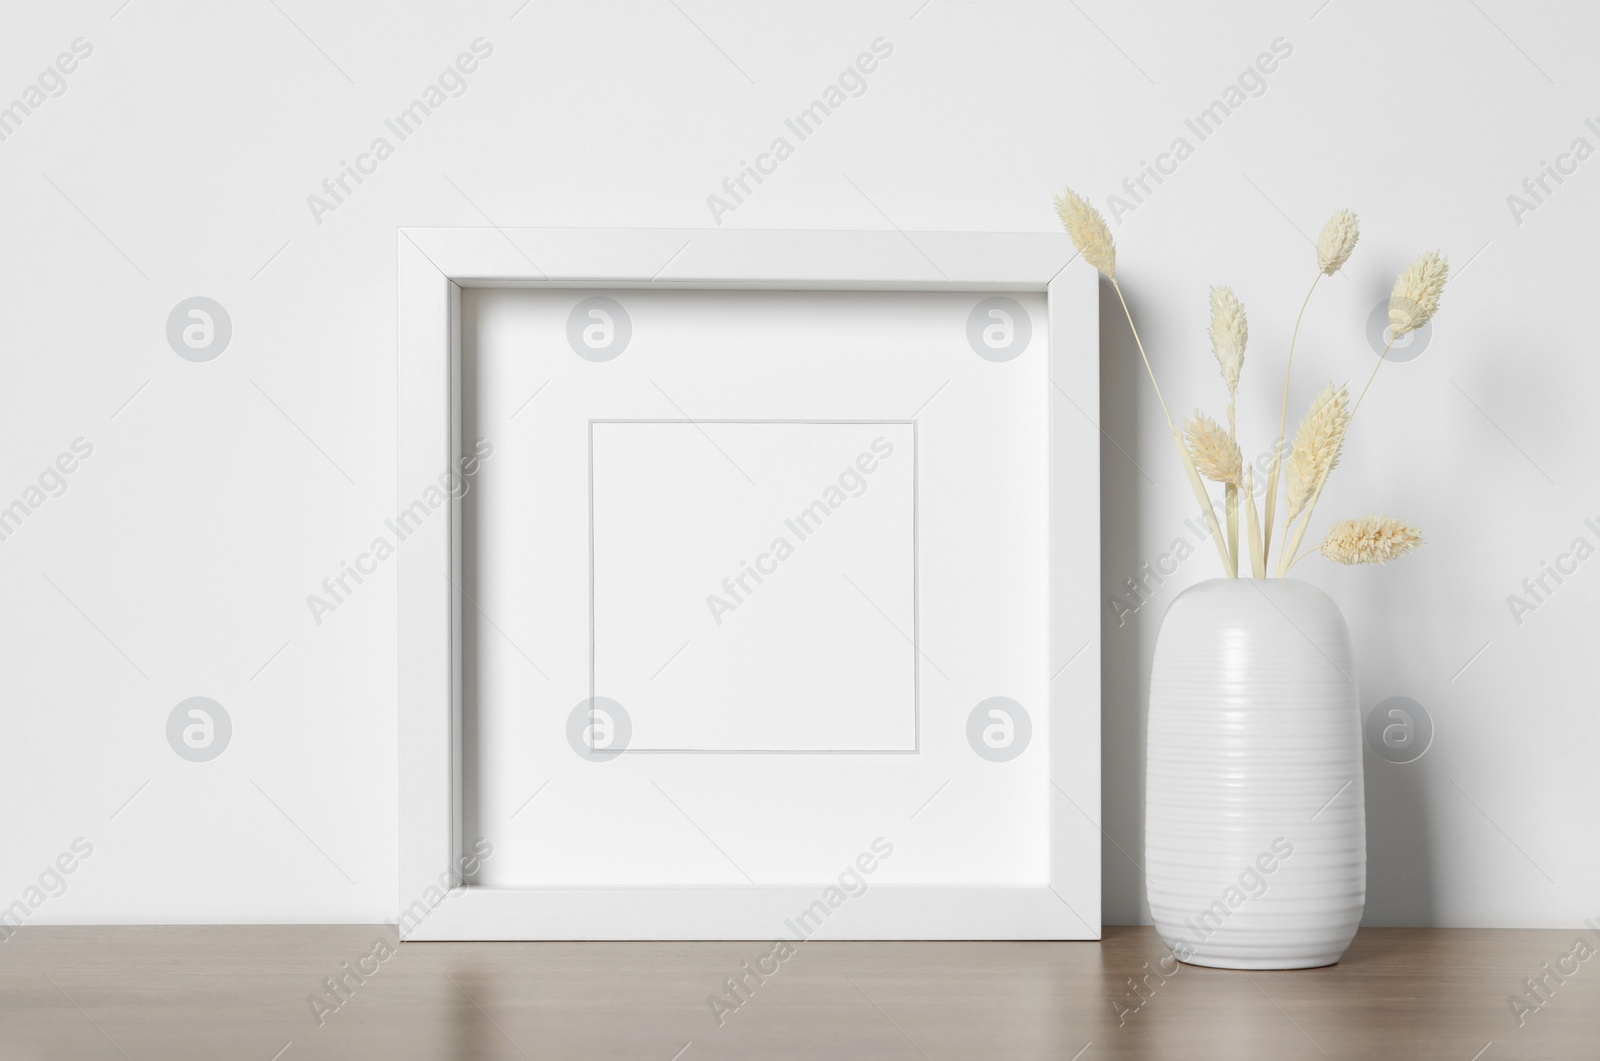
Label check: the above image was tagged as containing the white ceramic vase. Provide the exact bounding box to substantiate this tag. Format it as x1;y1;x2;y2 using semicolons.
1145;578;1365;969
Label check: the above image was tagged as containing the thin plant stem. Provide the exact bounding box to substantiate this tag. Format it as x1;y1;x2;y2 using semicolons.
1278;508;1308;578
1351;334;1398;420
1244;466;1265;577
1112;279;1179;434
1286;546;1317;571
1262;273;1321;571
1225;483;1239;577
1225;402;1239;576
1111;278;1233;571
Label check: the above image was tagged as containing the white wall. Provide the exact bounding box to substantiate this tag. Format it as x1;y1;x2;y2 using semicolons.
1;0;1592;928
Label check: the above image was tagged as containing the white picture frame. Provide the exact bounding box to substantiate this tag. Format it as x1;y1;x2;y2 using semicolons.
397;227;1100;939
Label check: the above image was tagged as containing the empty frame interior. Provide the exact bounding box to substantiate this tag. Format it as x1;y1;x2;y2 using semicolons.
460;287;1049;889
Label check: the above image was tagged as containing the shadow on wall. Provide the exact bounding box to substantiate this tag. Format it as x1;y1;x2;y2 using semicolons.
460;296;487;865
1362;715;1438;926
1344;573;1438;926
1097;275;1152;926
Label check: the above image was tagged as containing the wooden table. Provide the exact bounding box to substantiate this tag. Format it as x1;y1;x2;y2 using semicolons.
2;926;1594;1059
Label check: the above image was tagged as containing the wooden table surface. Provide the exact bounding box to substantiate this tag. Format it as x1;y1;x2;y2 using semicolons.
2;926;1595;1059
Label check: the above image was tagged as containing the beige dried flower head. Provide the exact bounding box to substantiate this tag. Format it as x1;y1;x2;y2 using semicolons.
1320;516;1424;565
1286;384;1350;521
1053;187;1116;278
1317;209;1360;276
1208;285;1247;395
1388;251;1449;338
1185;411;1242;485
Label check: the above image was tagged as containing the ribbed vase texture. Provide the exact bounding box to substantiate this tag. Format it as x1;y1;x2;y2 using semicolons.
1146;578;1365;969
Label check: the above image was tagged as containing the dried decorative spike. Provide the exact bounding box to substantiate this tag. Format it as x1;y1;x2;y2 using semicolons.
1286;384;1350;521
1053;187;1116;279
1185;411;1243;485
1388;251;1449;337
1317;210;1360;276
1320;516;1424;565
1208;285;1247;396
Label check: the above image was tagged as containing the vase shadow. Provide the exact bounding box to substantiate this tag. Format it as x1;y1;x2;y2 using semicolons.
1343;572;1439;928
1361;747;1437;926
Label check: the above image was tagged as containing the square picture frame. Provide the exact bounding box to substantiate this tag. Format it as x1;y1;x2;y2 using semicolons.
397;227;1101;939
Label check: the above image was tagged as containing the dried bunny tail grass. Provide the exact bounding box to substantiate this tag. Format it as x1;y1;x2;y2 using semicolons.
1320;516;1424;565
1053;187;1116;278
1061;183;1233;574
1317;210;1360;276
1264;226;1345;568
1185;411;1242;484
1388;251;1449;337
1208;285;1247;396
1286;384;1350;521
